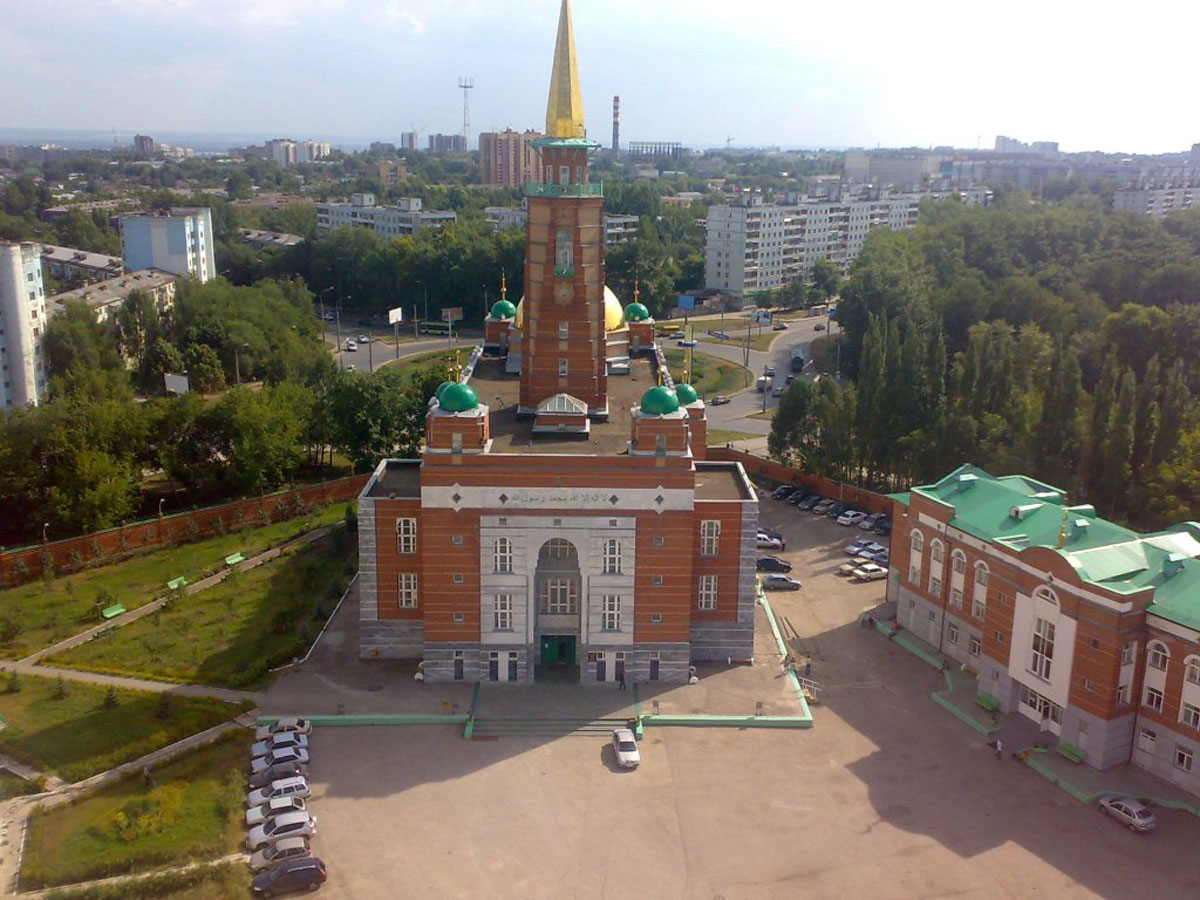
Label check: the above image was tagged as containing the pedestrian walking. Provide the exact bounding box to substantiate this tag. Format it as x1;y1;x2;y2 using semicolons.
803;659;812;678
995;738;1003;760
618;673;626;691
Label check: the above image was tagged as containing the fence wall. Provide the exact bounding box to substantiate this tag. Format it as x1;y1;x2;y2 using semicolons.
0;474;368;588
706;447;894;515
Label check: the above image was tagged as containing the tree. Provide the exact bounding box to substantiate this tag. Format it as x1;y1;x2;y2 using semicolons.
809;258;841;302
1098;368;1136;516
183;343;226;393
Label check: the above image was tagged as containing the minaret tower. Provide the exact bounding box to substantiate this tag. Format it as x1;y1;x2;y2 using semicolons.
519;0;606;417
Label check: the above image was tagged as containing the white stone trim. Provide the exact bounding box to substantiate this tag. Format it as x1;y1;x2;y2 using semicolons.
424;484;693;513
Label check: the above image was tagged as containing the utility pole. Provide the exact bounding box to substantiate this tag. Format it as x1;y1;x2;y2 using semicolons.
458;77;474;149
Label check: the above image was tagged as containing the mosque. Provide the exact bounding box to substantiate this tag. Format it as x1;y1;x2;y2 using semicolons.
356;0;758;684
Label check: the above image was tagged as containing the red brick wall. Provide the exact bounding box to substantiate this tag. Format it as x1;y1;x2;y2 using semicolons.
706;448;893;514
691;502;743;624
374;498;423;622
634;510;694;642
0;475;367;588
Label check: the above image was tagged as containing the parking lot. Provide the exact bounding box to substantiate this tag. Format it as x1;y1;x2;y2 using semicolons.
280;495;1200;899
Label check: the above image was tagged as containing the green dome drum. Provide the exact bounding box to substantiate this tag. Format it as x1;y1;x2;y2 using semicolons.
439;383;479;412
491;299;517;319
624;302;650;322
674;383;698;405
640;386;680;415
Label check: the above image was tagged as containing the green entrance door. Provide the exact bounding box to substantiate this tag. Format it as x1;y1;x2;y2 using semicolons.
540;635;576;666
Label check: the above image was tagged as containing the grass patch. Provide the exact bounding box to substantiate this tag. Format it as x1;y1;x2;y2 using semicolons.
43;862;252;900
23;732;251;891
0;673;248;782
748;409;777;421
699;329;780;352
377;348;458;380
663;349;752;398
0;504;346;660
51;530;357;689
0;766;41;798
706;429;760;445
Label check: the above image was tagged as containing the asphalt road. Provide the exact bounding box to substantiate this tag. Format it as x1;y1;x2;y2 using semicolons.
324;326;475;373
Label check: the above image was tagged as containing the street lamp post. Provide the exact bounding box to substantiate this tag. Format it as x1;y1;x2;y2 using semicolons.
158;498;165;517
42;522;49;544
319;286;334;324
234;342;249;384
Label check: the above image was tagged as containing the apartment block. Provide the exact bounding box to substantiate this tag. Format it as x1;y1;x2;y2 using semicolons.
478;129;543;188
1113;186;1200;218
0;242;49;408
120;208;216;282
315;194;456;237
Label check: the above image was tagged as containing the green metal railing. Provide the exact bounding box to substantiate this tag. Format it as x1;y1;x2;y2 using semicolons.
525;181;604;198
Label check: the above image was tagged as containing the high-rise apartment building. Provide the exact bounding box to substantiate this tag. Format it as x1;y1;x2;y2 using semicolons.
428;133;467;153
478;129;543;188
1113;186;1200;219
400;132;418;151
0;242;49;409
265;139;330;167
133;134;156;156
120;208;216;283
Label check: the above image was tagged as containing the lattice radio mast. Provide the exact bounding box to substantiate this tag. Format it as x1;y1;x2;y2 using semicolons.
458;77;474;149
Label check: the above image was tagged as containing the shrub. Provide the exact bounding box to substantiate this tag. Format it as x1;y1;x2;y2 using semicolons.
153;693;173;720
6;670;22;693
101;686;119;708
67;550;84;568
343;504;358;532
53;676;67;699
0;616;23;645
40;551;55;580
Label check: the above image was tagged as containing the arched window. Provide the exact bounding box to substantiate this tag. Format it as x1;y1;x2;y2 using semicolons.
951;549;967;575
543;538;575;561
911;529;924;554
555;228;573;268
602;539;622;574
930;539;944;564
974;561;989;587
493;537;512;573
1186;655;1200;686
1148;641;1170;672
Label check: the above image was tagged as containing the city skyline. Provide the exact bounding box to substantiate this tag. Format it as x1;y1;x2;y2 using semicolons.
1;0;1198;156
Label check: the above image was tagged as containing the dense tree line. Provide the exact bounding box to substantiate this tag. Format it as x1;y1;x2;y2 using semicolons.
770;197;1200;530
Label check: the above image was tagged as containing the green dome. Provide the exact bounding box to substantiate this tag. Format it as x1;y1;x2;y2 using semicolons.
439;383;479;413
490;299;517;319
624;302;650;322
674;383;698;405
640;386;680;415
435;381;455;400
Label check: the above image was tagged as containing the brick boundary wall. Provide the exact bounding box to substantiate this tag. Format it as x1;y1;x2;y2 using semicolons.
0;474;369;588
705;447;894;515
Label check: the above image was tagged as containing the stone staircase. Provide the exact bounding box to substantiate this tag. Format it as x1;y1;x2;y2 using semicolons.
471;715;632;739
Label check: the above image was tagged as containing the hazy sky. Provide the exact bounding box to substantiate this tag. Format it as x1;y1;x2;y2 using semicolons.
2;0;1197;154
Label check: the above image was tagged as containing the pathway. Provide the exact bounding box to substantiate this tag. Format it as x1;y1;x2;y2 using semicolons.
5;661;265;705
14;851;248;899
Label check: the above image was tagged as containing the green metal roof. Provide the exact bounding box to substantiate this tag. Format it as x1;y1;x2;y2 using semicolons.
909;465;1200;625
674;383;698;405
640;386;679;415
439;383;479;413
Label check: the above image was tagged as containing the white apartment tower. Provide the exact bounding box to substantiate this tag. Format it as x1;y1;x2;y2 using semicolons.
120;208;216;283
0;242;49;409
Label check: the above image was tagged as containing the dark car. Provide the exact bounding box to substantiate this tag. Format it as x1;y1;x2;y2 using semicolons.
252;856;327;897
756;556;793;573
789;492;813;506
771;486;797;501
825;501;851;518
798;494;822;510
874;518;893;536
248;761;309;791
758;526;785;541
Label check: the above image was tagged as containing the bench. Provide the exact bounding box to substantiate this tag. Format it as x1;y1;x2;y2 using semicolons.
975;693;1000;712
224;553;245;566
1056;742;1086;763
101;604;126;620
167;576;188;591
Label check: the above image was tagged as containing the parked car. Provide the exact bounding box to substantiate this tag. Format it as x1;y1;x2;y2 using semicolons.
611;728;640;769
321;311;335;322
851;563;889;582
247;776;311;809
247;796;308;828
710;395;731;405
838;510;868;527
251;748;310;774
824;501;850;518
343;339;357;352
835;562;860;576
251;732;309;758
771;486;797;500
668;330;685;339
772;322;788;331
255;718;313;740
762;574;802;591
248;835;311;873
756;556;793;573
859;542;888;559
845;539;870;556
812;499;836;515
758;525;785;541
871;552;891;568
859;513;885;531
248;762;308;790
252;856;327;896
797;494;822;510
789;492;813;506
873;518;893;536
814;323;826;331
755;534;784;551
1098;796;1157;833
247;812;317;850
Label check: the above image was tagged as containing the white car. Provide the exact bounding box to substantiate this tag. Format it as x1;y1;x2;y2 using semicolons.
357;334;370;343
851;563;889;582
756;534;784;551
343;340;357;352
611;728;640;769
246;811;317;850
845;539;870;556
248;835;311;872
837;511;867;527
251;747;310;774
246;776;311;808
255;718;312;740
251;732;309;758
246;795;307;827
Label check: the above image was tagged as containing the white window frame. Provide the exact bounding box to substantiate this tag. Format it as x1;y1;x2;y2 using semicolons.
1145;686;1164;712
398;573;419;608
494;593;513;631
929;574;942;597
911;529;924;554
396;517;417;554
952;550;966;575
1030;616;1055;681
972;591;987;621
558;321;569;340
558;358;568;377
950;588;963;609
947;623;960;645
698;574;718;610
494;537;513;573
1121;642;1136;666
542;577;578;614
700;520;720;557
1148;642;1169;671
1182;702;1200;730
602;594;621;631
1138;727;1156;752
969;635;981;657
974;562;989;588
1187;657;1200;685
602;539;621;575
1175;744;1193;773
910;566;921;585
930;539;944;564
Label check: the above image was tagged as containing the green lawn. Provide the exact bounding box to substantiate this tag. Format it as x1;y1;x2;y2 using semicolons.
43;863;253;900
0;674;249;782
377;348;457;380
0;767;39;798
663;349;752;398
706;429;760;445
0;504;346;660
50;530;357;689
22;733;250;890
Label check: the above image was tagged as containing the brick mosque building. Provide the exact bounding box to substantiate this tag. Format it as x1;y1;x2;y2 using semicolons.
356;0;758;685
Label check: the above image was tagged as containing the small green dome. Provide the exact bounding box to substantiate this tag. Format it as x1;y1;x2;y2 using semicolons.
640;386;679;415
439;383;479;412
435;381;455;400
491;299;517;319
624;302;650;322
674;383;698;405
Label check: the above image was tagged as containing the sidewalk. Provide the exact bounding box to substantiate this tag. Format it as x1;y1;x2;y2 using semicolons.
5;662;264;705
14;851;247;899
1021;747;1200;813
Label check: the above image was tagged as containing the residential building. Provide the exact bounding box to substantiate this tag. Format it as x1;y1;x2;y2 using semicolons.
120;208;217;282
47;268;177;327
428;133;467;153
315;194;456;237
401;132;418;151
133;134;156;156
888;465;1200;797
37;244;124;283
369;142;397;155
484;205;639;245
357;0;756;684
265;139;330;167
0;242;49;408
704;187;990;296
1113;186;1200;218
843;150;944;190
478;129;543;188
238;229;304;249
367;160;408;187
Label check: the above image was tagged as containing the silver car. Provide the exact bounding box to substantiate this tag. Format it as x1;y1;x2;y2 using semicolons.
248;835;311;872
611;728;640;769
254;717;312;741
246;811;317;850
251;747;310;774
246;795;307;827
246;776;310;808
251;732;309;758
1099;796;1157;833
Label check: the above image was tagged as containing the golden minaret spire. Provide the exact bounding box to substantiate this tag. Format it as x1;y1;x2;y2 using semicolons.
545;0;586;139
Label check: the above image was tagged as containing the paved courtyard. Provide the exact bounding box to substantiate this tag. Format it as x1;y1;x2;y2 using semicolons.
274;500;1200;899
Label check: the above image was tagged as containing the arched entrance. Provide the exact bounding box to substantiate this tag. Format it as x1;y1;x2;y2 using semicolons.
535;538;581;681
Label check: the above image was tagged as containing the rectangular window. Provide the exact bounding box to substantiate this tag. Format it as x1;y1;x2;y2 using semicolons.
602;539;621;574
1030;617;1054;680
1121;642;1136;666
654;535;665;548
975;566;988;587
910;566;920;584
947;624;960;645
929;575;942;596
700;520;720;556
398;573;419;608
994;630;1005;646
950;588;963;609
698;574;718;610
969;635;981;657
451;432;463;452
396;518;417;554
952;556;965;575
1175;745;1193;773
558;321;569;340
1145;686;1164;712
650;613;663;624
652;574;663;586
972;592;986;620
1188;660;1200;685
452;534;464;547
1084;679;1096;692
558;358;568;377
1138;727;1157;753
494;594;512;630
602;595;621;630
541;578;578;614
1182;703;1200;730
1117;683;1130;706
1149;646;1168;670
452;573;464;584
493;538;512;573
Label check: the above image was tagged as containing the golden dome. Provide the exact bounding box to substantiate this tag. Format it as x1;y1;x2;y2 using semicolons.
514;286;626;333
